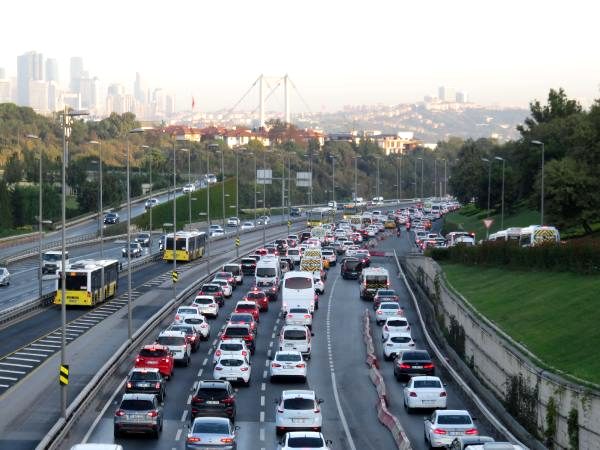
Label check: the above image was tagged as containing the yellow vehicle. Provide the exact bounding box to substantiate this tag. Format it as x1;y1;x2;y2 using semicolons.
163;231;207;262
307;208;333;228
384;219;397;229
54;259;119;306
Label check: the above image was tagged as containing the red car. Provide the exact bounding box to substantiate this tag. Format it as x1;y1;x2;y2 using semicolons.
198;284;224;306
234;301;260;322
227;313;258;335
255;248;268;256
220;324;256;353
244;289;269;312
135;344;174;379
373;289;401;310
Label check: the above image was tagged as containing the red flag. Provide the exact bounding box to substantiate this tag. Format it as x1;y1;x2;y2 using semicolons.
192;96;195;110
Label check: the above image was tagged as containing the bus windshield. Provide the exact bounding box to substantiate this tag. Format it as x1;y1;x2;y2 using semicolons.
59;274;88;290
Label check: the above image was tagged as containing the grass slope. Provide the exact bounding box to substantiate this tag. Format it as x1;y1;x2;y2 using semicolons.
441;263;600;386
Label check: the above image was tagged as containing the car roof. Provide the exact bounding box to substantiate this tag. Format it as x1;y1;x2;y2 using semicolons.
275;350;303;357
192;416;231;425
282;389;316;400
378;301;400;307
436;409;471;416
159;330;186;337
410;375;442;382
141;344;169;351
286;431;324;438
198;379;230;388
130;367;160;374
218;338;246;345
282;325;309;331
121;392;155;401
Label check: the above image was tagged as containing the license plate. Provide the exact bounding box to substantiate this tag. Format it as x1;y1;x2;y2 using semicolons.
147;361;157;364
422;400;436;404
292;418;307;423
412;365;423;369
226;377;237;381
449;431;462;436
138;382;150;388
206;400;219;405
285;343;295;348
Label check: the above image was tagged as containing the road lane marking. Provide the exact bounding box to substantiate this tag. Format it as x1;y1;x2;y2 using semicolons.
181;410;188;422
0;369;25;374
187;394;192;405
0;376;18;381
261;382;266;391
261;395;265;406
197;368;203;377
202;358;208;366
0;362;33;368
260;411;265;422
6;357;39;363
260;427;265;440
175;428;182;441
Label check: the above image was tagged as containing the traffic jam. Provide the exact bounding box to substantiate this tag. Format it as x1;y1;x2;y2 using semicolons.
110;200;503;450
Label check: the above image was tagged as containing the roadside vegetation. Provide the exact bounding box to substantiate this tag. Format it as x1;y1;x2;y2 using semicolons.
442;262;600;386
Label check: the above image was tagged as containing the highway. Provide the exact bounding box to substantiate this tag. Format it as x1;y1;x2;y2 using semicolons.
50;226;501;450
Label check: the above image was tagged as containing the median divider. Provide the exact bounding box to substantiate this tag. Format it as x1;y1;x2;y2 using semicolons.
362;308;412;450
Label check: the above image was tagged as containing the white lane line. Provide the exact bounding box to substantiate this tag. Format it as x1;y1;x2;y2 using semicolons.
0;384;8;388
212;339;218;346
0;375;17;381
261;382;266;391
260;395;265;406
0;362;33;368
175;428;182;441
267;349;271;358
269;341;273;349
181;409;188;422
259;411;265;422
66;325;89;330
193;381;198;391
81;376;126;443
0;369;25;374
326;275;357;450
271;332;275;339
26;347;53;353
197;368;203;377
15;352;47;358
202;358;208;366
264;359;269;367
6;356;39;363
263;370;267;379
260;427;265;441
187;394;192;405
30;343;60;348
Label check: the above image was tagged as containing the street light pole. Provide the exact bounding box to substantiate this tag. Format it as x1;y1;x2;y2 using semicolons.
187;147;191;229
495;157;506;230
329;155;336;204
396;156;400;203
89;141;104;258
26;134;42;299
172;142;177;300
220;150;225;227
443;158;447;198
481;157;492;239
353;156;360;203
263;150;267;245
433;159;437;198
375;157;380;200
531;140;545;225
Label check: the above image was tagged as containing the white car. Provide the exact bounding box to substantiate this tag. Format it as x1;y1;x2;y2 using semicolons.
213;355;251;386
0;267;10;286
286;248;302;265
382;316;411;340
192;295;219;318
208;225;225;237
278;431;332;450
383;332;415;360
270;351;307;382
257;215;271;225
403;376;447;411
241;221;255;231
285;307;313;329
227;217;240;227
212;339;250;365
345;245;360;257
211;278;233;298
182;183;196;193
156;329;191;366
312;273;324;295
375;302;403;325
144;197;160;209
174;307;211;339
424;410;478;449
279;325;312;358
321;249;337;266
275;390;323;435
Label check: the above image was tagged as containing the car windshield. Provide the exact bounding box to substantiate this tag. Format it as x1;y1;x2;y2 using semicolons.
195;298;213;305
283;330;307;340
225;327;248;336
403;351;430;361
157;336;186;346
219;358;244;367
220;343;243;351
378;290;396;296
139;348;168;358
120;399;153;411
437;414;472;425
178;308;197;315
43;254;62;262
414;380;442;388
287;437;324;447
289;308;309;314
130;371;160;381
256;267;276;277
202;285;219;293
192;421;230;434
388;319;408;326
276;353;302;362
389;336;411;343
284;277;312;289
247;292;265;300
283;398;314;410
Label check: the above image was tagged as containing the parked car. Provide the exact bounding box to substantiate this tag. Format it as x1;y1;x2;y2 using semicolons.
113;393;163;438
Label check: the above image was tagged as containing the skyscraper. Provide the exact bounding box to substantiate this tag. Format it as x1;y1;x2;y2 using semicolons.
438;86;446;101
134;72;145;103
45;58;59;82
70;56;84;92
17;51;44;106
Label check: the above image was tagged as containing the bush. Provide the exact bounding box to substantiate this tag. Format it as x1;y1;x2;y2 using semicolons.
427;240;600;275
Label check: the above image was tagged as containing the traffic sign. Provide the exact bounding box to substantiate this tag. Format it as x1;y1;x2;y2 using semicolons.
235;237;240;247
59;364;69;385
172;270;179;283
287;220;292;228
483;218;494;229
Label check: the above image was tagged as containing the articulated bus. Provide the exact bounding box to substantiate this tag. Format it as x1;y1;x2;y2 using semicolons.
163;231;207;262
343;203;363;219
307;208;333;228
54;259;120;306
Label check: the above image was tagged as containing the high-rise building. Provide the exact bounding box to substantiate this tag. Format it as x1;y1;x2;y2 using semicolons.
17;51;44;106
63;92;81;111
0;79;11;103
134;72;145;103
166;94;175;116
70;56;84;92
29;80;49;112
47;81;61;111
445;87;456;102
456;91;468;103
437;86;446;101
45;58;59;82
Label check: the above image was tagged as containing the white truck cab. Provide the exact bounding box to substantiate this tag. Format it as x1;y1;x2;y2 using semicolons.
42;250;70;275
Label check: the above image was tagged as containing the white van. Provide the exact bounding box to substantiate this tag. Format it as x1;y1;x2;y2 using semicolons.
43;250;70;275
279;325;312;358
255;255;281;287
282;271;316;314
71;444;124;450
519;225;560;247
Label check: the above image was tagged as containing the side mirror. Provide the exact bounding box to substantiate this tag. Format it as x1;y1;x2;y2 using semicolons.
318;398;324;404
311;332;315;337
234;425;240;431
326;440;333;445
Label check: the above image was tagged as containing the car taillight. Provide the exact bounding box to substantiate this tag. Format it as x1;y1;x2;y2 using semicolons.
399;363;411;369
376;310;383;314
241;367;249;371
433;428;447;435
304;314;311;319
465;428;478;435
192;396;203;403
243;336;252;341
272;363;282;368
287;314;293;318
440;391;447;397
115;409;125;417
221;437;234;443
155;382;161;389
409;391;417;397
215;350;222;357
423;363;434;369
126;382;132;389
175;315;181;321
135;357;141;363
314;407;320;413
222;396;235;405
189;335;196;341
187;437;201;443
296;363;306;368
200;323;207;328
163;357;170;362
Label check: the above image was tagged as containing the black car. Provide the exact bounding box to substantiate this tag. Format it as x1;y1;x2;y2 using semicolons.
253;280;279;302
274;239;288;254
135;232;151;247
125;368;166;402
191;380;236;421
300;231;311;243
241;257;257;276
393;350;435;381
290;207;302;217
104;212;120;224
340;257;363;279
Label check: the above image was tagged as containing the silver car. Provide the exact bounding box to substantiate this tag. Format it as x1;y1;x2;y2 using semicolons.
186;416;238;449
0;267;9;286
113;393;163;438
424;409;478;448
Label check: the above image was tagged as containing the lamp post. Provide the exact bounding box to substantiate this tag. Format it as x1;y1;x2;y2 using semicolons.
495;156;506;230
433;159;437;198
414;158;418;198
262;150;267;245
481;157;492;239
416;157;424;199
140;145;152;247
531;140;545;225
375;156;381;200
442;158;447;198
89;141;104;257
303;152;313;208
184;148;191;229
328;155;336;204
216;149;225;226
396;155;402;203
26;134;43;299
352;156;360;204
59;108;89;419
206;144;218;274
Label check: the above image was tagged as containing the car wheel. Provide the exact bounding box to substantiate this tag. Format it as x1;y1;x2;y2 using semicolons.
185;355;190;367
383;353;391;362
315;302;319;310
113;427;120;438
245;378;251;387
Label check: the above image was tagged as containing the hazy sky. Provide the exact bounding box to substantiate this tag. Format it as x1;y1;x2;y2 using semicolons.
2;0;600;112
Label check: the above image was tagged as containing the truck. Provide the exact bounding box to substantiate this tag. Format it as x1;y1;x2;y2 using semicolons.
42;250;70;275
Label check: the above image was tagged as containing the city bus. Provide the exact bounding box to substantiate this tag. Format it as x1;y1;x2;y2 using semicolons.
343;203;363;219
54;259;120;306
163;230;207;262
307;208;333;228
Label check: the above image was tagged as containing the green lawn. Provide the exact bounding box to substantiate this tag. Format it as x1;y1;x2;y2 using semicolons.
441;263;600;386
443;205;539;241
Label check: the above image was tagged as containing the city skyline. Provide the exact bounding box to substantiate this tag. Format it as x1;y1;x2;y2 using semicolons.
1;0;600;112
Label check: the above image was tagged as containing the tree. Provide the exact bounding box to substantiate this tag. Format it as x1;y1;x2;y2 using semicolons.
4;152;23;183
0;180;12;230
448;139;494;205
66;158;88;193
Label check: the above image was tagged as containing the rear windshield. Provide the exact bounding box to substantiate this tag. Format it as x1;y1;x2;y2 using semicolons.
192;421;229;434
289;308;309;314
284;277;312;289
344;260;361;270
288;437;324;447
437;414;472;425
288;249;299;255
241;259;256;265
195;298;213;305
256;267;276;277
225;327;249;336
414;379;441;388
236;304;256;311
388;319;408;327
380;303;399;309
367;275;388;283
139;348;168;358
283;330;307;340
390;336;412;343
402;351;430;361
202;285;219;293
247;292;266;300
378;290;395;296
131;371;160;381
157;336;186;346
229;314;251;323
184;318;204;325
178;308;197;315
283;398;314;410
224;266;240;274
120;399;153;410
219;359;244;367
220;343;243;351
276;353;302;362
196;387;228;399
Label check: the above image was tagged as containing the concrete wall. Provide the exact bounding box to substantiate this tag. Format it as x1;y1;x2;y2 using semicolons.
404;256;600;450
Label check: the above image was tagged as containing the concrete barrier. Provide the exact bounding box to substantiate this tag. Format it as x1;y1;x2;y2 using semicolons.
375;397;412;450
